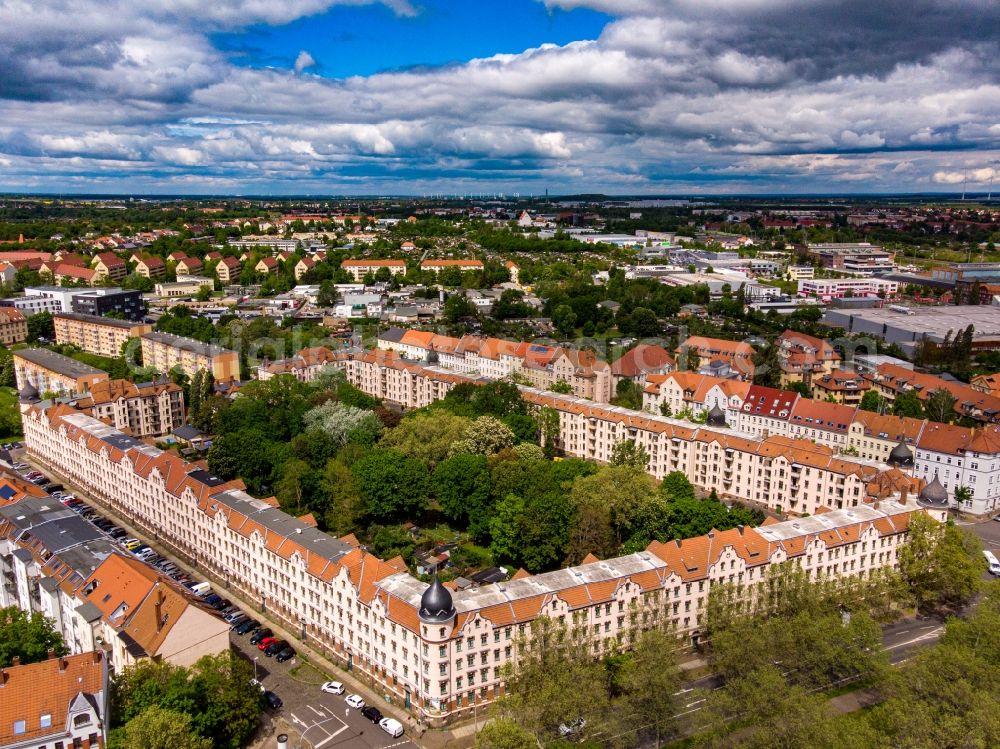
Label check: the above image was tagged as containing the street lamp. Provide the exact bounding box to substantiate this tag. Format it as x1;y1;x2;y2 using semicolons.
253;657;258;682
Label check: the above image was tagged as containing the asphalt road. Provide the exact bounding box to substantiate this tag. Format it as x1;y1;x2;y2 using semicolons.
230;631;418;749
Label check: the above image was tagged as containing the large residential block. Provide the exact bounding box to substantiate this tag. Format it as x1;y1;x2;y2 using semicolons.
53;312;153;358
13;348;108;396
341;259;406;281
74;378;185;437
0;488;230;676
140;331;240;380
675;336;756;380
23;400;938;725
420;259;484;273
257;346;351;382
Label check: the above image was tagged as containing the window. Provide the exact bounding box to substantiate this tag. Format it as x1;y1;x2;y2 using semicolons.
13;720;25;735
73;714;92;728
40;714;52;728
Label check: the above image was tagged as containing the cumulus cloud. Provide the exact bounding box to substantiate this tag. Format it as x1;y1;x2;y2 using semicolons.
0;0;998;191
294;50;317;73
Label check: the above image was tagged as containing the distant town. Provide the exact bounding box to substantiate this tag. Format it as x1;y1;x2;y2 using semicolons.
1;194;997;749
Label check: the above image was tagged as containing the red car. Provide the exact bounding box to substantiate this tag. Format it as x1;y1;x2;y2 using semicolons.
257;636;278;651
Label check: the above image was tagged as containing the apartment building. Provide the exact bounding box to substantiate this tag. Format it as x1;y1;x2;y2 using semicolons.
807;243;895;274
798;277;898;301
776;330;841;387
91;252;126;282
676;336;756;380
216;256;242;283
345;350;487;408
295;256;316;280
52;263;99;287
866;363;1000;424
913;422;1000;515
812;369;871;405
140;331;240;380
341;259;406;281
53;312;153;358
175;257;203;276
22;401;936;725
257;346;350;382
420;259;484;273
133;255;165;278
70;288;146;322
375;329;611;402
0;492;229;675
74;378;185;437
13;348;108;396
255;257;279;275
0;651;108;749
642;372;750;418
609;344;674;387
0;306;27;345
79;552;230;672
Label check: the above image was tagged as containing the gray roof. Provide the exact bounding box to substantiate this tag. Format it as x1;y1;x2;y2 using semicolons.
141;331;233;358
54;311;141;329
75;601;104;623
13;348;105;378
379;327;406;343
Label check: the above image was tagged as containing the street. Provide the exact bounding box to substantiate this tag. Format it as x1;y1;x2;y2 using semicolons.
230;631;419;749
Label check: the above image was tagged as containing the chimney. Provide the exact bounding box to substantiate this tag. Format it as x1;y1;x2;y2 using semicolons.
11;656;20;667
873;500;881;510
18;233;23;244
0;668;6;685
47;648;54;661
155;590;166;632
59;656;67;672
899;487;908;505
93;650;102;664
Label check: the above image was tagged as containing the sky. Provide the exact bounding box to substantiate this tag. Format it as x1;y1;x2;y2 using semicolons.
1;0;999;195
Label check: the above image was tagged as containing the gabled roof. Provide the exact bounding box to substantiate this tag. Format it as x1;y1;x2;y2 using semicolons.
788;399;857;434
611;344;674;377
742;385;798;420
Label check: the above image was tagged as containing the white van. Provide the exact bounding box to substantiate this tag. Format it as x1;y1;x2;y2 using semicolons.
984;550;1000;576
190;582;212;597
379;718;404;738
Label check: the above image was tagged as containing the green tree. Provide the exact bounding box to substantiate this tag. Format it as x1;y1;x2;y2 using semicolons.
751;342;781;387
321;459;364;534
609;438;649;469
622;629;683;747
612;378;643;410
302;401;383;446
0;606;68;667
898;513;985;613
450;415;516;456
443;294;477;323
549;379;573;394
660;470;696;500
26;310;54;342
892;389;925;418
859;390;889;413
432;453;491;536
351;448;430;522
475;718;537;749
114;707;212;749
492;617;611;743
381;412;469;468
207;428;285;495
538;406;560;458
552;304;577;336
924;388;957;423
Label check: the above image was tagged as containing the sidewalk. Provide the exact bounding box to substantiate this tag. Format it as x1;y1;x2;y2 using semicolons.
28;455;481;749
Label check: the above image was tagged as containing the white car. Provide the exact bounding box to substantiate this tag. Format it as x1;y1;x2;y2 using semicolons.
379;718;404;738
321;681;345;695
345;694;365;709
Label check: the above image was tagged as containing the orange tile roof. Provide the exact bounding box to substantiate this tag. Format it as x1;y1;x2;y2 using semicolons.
0;652;105;746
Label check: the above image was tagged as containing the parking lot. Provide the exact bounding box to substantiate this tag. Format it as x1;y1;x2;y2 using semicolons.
9;450;422;749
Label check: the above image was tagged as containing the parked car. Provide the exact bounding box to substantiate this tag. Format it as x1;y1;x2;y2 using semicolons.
275;647;295;663
228;615;250;630
321;681;345;695
379;718;404;738
222;606;246;624
345;694;365;709
250;628;273;645
257;636;278;651
263;690;283;710
264;640;287;657
210;598;230;611
235;619;260;635
558;719;586;737
204;594;222;607
361;706;383;724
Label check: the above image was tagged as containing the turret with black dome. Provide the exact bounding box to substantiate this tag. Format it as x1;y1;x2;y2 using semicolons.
419;574;455;624
18;382;39;403
706;403;727;427
917;473;949;509
887;441;913;467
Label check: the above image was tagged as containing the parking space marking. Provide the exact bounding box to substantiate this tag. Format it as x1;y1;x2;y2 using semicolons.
315;724;349;747
308;704;327;718
376;740;413;749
